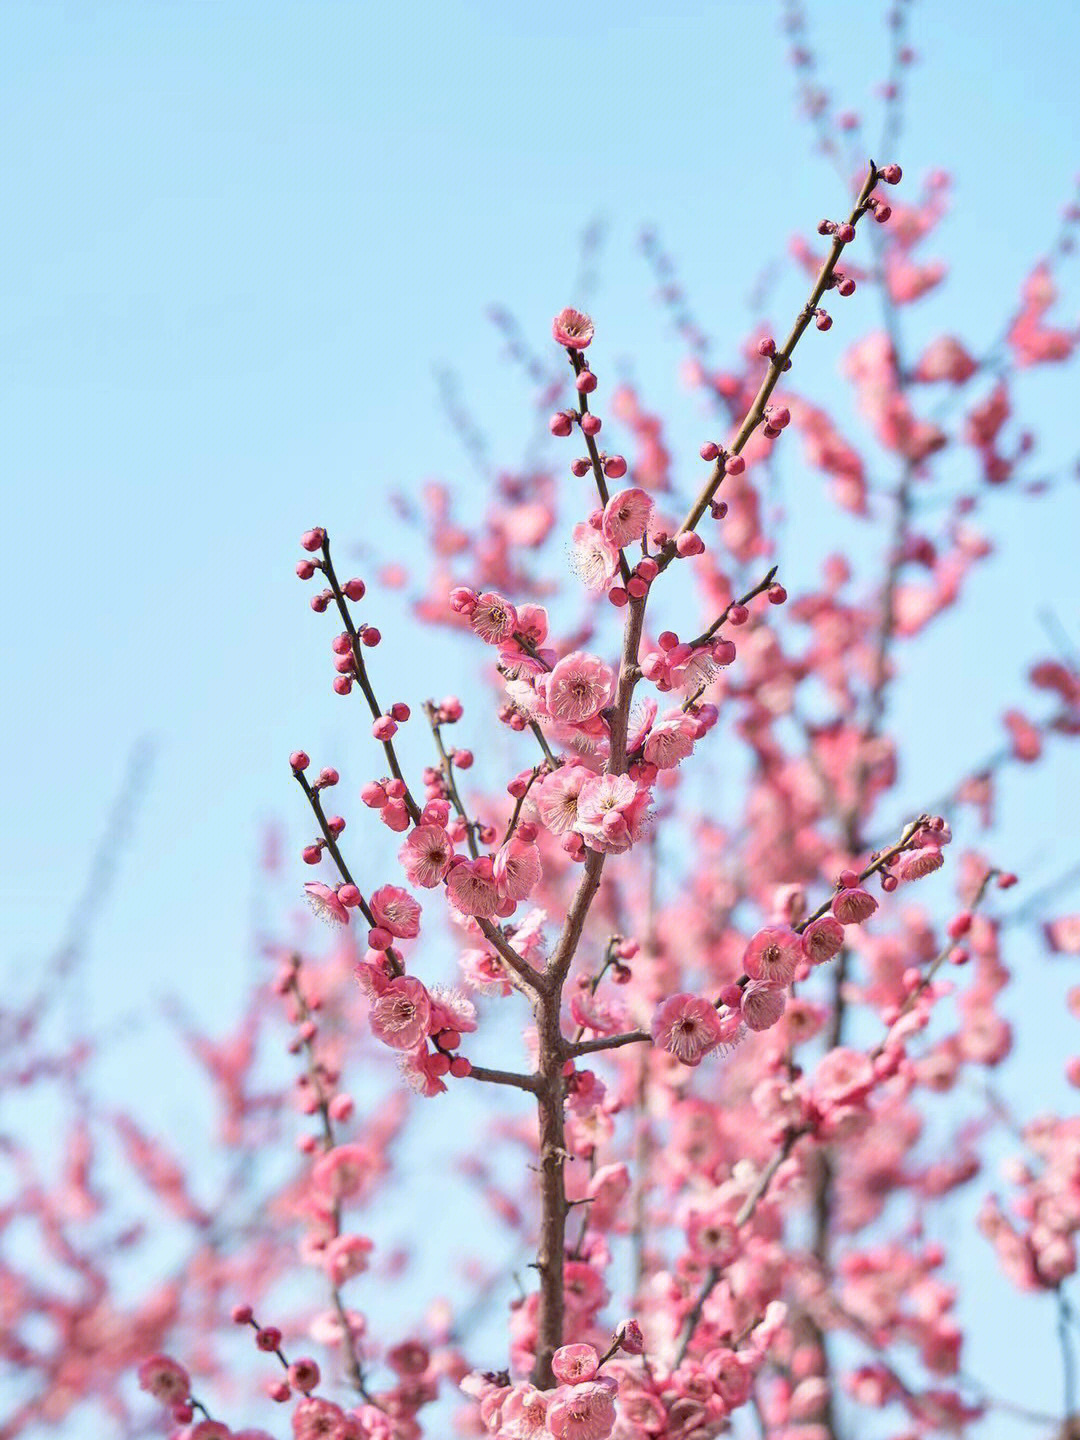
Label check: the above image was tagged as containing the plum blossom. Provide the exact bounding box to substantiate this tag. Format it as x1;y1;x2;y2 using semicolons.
651;994;728;1065
545;652;614;724
137;1354;190;1405
546;1381;616;1440
740;979;788;1031
304;881;350;926
743;926;802;986
446;857;500;918
552;1344;600;1384
535;765;595;836
471;592;518;644
642;708;698;769
369;884;421;938
569;522;620;591
369;976;432;1050
399;824;454;887
575;774;652;854
552;307;595;349
601;487;653;546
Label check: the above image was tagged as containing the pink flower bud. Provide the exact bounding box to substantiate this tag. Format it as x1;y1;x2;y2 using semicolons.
676;531;705;557
343;577;366;601
361;626;381;646
725;454;746;475
729;603;749;625
301;528;326;553
290;750;310;772
832;886;879;925
317;768;339;787
880;162;902;184
767;583;788;604
571;457;591;477
836;222;856;243
580;412;602;436
603;454;627;478
449;1055;472;1077
372;716;397;741
700;441;719;461
549;411;573;437
758;337;776;357
608;586;629;607
296;560;316;580
576;368;598;393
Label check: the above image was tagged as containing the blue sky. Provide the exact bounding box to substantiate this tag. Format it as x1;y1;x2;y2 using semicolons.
3;1;1080;1434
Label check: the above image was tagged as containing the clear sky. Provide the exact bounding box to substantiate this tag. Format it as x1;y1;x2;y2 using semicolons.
2;1;1080;1435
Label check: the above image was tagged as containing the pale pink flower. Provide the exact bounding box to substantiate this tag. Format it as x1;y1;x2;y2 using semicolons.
601;487;653;547
292;1397;348;1440
324;1233;373;1285
642;709;698;769
801;915;845;964
552;307;595;349
397;1045;449;1097
569;522;619;590
914;334;976;384
311;1143;375;1200
428;984;478;1034
831;886;878;925
896;844;944;881
499;1383;550;1439
617;1319;645;1355
813;1046;874;1105
576;774;652;854
1046;915;1080;955
536;765;594;836
369;884;421;938
137;1354;190;1405
626;697;658;753
743;926;802;986
740;979;787;1031
546;651;614;724
446;857;499;918
304;881;349;926
493;838;542;902
651;994;727;1065
471;592;518;644
369;976;432;1050
399;824;454;888
552;1344;600;1385
546;1383;616;1440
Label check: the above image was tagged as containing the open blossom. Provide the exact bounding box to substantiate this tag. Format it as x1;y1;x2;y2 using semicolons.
137;1354;190;1405
535;765;594;836
499;1384;550;1439
651;994;728;1065
546;1382;616;1440
292;1397;349;1440
743;926;802;986
575;774;652;854
546;651;614;724
832;885;878;925
897;844;944;881
569;521;620;590
642;708;698;769
552;1344;600;1384
311;1143;374;1200
369;884;421;938
399;824;454;887
552;307;594;349
446;857;499;918
494;838;542;902
601;487;653;546
813;1046;874;1105
324;1233;373;1284
740;978;788;1031
802;915;846;964
471;591;518;644
304;881;349;926
369;976;432;1050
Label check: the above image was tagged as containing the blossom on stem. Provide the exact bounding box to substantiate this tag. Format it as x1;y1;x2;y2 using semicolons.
552;308;595;350
545;651;615;724
369;976;432;1050
369;884;422;939
651;994;728;1065
399;824;454;888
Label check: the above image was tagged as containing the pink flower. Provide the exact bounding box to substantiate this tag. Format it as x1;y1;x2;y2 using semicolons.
569;522;620;591
292;1397;348;1440
369;884;421;938
324;1233;373;1284
446;857;499;918
536;765;595;836
137;1354;190;1405
311;1143;375;1200
1046;915;1080;955
740;979;787;1031
494;838;542;902
743;926;802;985
552;307;595;350
304;881;350;926
832;886;878;925
576;774;652;854
642;709;698;769
651;994;727;1065
546;1382;616;1440
813;1046;874;1105
546;652;615;724
801;915;846;964
369;976;432;1050
399;824;454;888
601;487;653;547
471;591;518;644
617;1319;645;1355
552;1344;600;1384
896;845;944;881
499;1384;550;1439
